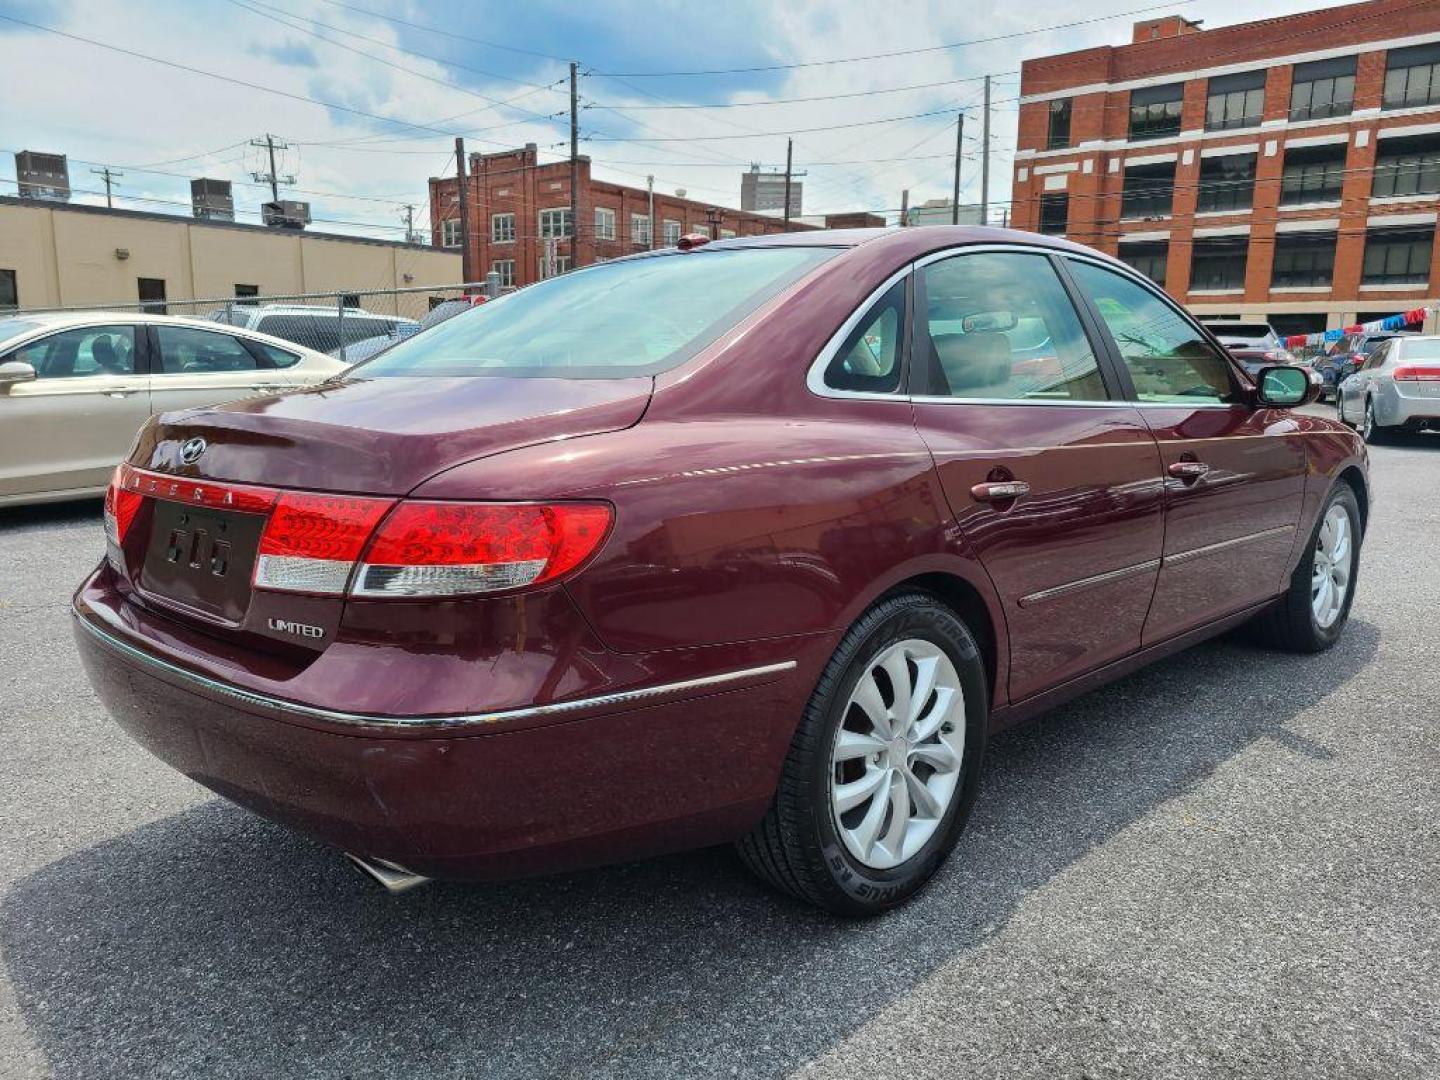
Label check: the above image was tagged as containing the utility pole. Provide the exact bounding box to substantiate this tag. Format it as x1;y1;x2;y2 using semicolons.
454;137;473;285
951;113;964;225
570;60;580;270
647;174;655;250
783;138;794;225
249;133;294;204
90;167;122;209
900;188;909;227
400;203;418;245
980;75;992;227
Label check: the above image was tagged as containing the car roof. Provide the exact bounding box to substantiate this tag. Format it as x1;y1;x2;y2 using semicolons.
0;310;341;364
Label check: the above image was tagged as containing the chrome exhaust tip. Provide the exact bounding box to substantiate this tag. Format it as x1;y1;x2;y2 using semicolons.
345;852;431;894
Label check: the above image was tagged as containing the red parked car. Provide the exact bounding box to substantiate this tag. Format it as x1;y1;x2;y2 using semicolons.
73;227;1368;915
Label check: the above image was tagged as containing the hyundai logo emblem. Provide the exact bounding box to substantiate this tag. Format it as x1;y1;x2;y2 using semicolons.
179;437;208;465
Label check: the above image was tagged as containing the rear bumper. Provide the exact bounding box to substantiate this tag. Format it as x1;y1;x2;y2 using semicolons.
73;575;816;879
1377;384;1440;427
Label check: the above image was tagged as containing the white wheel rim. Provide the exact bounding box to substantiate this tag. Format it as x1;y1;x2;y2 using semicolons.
1311;504;1352;629
829;638;965;870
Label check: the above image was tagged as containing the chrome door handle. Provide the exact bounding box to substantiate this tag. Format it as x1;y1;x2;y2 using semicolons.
970;480;1030;503
104;390;139;398
1168;461;1210;481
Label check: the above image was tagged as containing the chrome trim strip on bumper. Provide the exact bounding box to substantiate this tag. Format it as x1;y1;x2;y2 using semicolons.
73;612;796;731
1164;524;1296;565
1018;558;1162;607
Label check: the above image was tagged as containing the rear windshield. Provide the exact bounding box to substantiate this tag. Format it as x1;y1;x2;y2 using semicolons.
353;247;838;379
1402;338;1440;360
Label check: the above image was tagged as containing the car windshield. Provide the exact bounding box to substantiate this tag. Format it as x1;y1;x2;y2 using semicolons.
0;319;43;351
1402;338;1440;360
353;247;838;379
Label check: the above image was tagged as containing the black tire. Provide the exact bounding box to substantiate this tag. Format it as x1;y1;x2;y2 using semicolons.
1362;397;1393;445
1250;484;1362;653
737;592;987;916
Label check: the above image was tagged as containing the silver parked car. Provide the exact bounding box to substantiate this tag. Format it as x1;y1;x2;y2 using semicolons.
0;312;344;507
1337;333;1440;444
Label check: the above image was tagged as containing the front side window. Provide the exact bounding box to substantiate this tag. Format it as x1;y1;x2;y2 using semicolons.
1121;161;1176;218
355;247;837;380
1047;98;1071;149
1290;57;1356;122
1189;238;1249;291
1196;153;1256;213
1128;83;1184;141
594;207;616;241
1038;193;1068;235
156;326;261;374
1384;43;1440;110
1362;227;1434;285
1206;70;1265;131
1067;259;1236;404
539;208;572;240
821;279;906;394
441;219;462;248
1118;241;1168;286
1280;143;1347;205
1272;232;1337;288
1372;133;1440;198
631;213;652;246
9;325;137;379
490;213;515;243
917;251;1108;402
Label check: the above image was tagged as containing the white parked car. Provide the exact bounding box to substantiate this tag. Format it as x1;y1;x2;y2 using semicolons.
0;312;344;507
210;303;418;355
1336;333;1440;444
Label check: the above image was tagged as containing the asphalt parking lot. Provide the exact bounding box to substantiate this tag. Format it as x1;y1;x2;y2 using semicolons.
1;426;1437;1080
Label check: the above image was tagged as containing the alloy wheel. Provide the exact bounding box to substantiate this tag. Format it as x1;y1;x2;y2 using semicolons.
1311;504;1352;630
829;639;965;870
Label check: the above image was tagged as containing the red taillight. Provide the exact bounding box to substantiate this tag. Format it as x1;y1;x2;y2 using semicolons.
103;465;144;552
353;501;613;598
1394;365;1440;382
254;493;395;594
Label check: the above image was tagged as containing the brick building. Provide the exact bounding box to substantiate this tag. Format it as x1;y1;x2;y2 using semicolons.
429;144;814;291
1010;0;1440;337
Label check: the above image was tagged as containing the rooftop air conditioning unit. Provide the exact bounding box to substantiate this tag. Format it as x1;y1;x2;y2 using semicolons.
262;199;311;229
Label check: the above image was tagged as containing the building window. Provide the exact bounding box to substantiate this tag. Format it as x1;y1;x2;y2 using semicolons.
1196;152;1256;213
594;207;616;241
1118;241;1167;286
539;208;572;240
689;223;712;238
1121;161;1176;219
1038;193;1068;235
137;277;167;315
491;259;515;288
1190;238;1248;291
1280;143;1347;205
1362;227;1434;285
539;254;572;279
1272;232;1337;288
1289;57;1355;122
491;213;515;243
233;284;259;305
663;219;681;245
1384;43;1440;110
1373;133;1440;198
720;228;737;239
1047;98;1072;149
0;268;15;310
631;213;652;246
1128;83;1184;141
1206;70;1265;131
441;219;462;248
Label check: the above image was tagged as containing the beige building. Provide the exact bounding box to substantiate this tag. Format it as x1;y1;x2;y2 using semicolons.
0;196;462;320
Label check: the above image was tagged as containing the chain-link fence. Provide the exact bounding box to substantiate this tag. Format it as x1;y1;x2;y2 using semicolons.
1;279;508;361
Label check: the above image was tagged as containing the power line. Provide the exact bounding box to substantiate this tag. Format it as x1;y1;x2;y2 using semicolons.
585;73;1012;110
318;0;575;64
585;106;977;143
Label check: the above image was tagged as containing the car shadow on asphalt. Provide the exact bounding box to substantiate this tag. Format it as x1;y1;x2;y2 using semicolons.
1;620;1381;1080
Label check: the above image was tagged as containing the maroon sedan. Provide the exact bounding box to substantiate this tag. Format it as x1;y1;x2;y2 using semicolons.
74;227;1368;915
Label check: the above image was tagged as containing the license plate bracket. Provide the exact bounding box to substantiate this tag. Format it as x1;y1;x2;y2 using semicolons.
139;500;266;622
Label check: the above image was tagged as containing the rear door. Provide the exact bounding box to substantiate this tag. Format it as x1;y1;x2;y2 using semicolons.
0;323;150;500
1063;257;1308;644
908;247;1166;703
147;324;290;416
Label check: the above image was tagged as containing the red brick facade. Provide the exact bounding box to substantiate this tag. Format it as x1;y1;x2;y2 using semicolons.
429;144;813;290
1011;0;1440;334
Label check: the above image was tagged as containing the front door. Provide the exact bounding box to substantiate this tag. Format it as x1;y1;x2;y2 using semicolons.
908;248;1166;704
1062;258;1308;645
147;324;292;416
0;324;150;500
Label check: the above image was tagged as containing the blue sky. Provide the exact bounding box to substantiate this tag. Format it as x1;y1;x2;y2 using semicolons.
0;0;1328;241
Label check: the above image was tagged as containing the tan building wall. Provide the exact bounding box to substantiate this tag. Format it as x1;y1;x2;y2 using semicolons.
0;198;462;320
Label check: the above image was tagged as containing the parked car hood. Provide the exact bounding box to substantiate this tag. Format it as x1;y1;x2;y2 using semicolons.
134;375;653;495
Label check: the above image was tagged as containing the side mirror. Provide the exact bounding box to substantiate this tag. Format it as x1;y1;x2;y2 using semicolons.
0;360;36;390
1255;364;1317;408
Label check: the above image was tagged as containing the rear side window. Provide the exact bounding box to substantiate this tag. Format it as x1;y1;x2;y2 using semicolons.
1067;259;1237;404
917;251;1109;402
355;247;837;379
155;326;260;373
822;279;906;393
256;315;340;354
247;340;302;368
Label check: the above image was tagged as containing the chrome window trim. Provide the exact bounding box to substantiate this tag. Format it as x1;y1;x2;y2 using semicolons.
74;611;796;732
805;262;915;400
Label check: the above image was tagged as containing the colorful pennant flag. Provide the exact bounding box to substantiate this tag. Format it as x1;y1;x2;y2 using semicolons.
1284;305;1434;349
